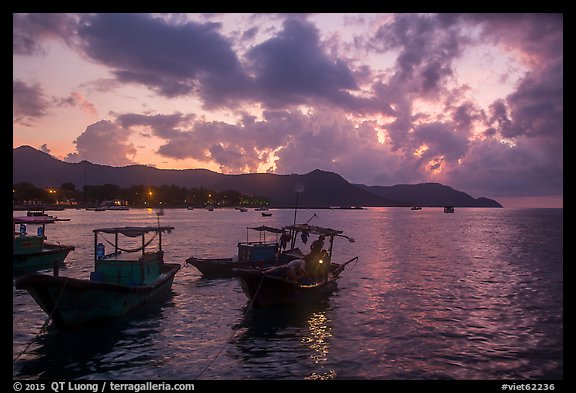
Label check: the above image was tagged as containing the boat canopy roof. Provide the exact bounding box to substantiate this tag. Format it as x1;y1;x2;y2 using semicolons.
248;225;284;234
283;224;343;237
94;226;174;237
13;216;57;225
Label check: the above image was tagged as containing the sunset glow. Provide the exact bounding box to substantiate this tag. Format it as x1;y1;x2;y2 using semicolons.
13;13;563;207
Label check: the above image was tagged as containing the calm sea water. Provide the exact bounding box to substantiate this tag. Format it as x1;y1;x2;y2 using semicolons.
12;207;563;381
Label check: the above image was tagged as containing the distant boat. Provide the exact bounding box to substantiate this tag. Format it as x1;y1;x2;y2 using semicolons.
26;208;49;217
444;206;455;213
15;225;180;329
410;206;422;210
106;205;129;211
13;216;75;276
261;212;272;217
86;206;107;211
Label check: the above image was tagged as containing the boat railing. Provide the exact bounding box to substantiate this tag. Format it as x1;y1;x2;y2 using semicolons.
239;240;279;246
98;250;123;260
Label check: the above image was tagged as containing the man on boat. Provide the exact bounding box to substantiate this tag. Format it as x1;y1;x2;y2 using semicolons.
304;235;328;282
286;259;311;283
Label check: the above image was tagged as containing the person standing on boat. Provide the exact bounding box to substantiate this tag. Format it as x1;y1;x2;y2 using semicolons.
305;235;327;282
308;235;325;260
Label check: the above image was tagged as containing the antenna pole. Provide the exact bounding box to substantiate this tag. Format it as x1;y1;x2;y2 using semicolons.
293;191;300;226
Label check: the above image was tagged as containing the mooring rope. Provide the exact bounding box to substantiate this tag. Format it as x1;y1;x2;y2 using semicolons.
14;277;69;362
193;273;266;379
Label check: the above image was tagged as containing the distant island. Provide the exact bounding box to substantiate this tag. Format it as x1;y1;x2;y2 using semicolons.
13;145;502;208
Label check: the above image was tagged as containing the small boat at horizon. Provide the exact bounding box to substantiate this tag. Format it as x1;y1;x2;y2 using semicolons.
15;225;180;329
444;206;455;213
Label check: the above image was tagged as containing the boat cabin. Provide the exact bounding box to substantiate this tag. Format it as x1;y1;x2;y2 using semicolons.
13;216;55;254
237;226;283;263
90;226;174;286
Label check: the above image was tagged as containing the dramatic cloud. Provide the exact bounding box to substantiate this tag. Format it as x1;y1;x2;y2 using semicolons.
66;120;137;166
13;13;563;204
371;13;464;97
247;18;360;108
115;112;195;139
13;80;50;126
77;13;251;106
13;13;79;55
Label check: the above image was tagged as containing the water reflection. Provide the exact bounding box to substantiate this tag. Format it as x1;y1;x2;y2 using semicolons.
233;300;335;379
14;293;175;380
303;311;335;380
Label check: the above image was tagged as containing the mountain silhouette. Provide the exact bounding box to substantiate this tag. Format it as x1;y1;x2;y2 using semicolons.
13;145;502;207
356;183;502;208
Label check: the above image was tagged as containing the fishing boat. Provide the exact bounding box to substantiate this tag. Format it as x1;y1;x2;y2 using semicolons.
13;215;75;276
234;224;358;308
186;225;288;278
410;206;422;210
444;206;455;213
26;208;49;217
15;225;180;329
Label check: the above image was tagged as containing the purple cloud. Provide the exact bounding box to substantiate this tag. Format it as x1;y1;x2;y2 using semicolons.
66;120;137;166
116;112;195;139
14;13;563;202
13;80;50;126
13;13;78;55
372;13;464;97
247;18;359;108
77;13;251;106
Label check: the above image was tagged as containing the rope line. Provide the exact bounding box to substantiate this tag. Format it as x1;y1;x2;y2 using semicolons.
100;232;158;253
14;277;69;362
193;273;266;379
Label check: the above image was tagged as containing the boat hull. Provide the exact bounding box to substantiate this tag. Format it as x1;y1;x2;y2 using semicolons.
234;268;338;308
15;263;180;329
13;243;75;275
186;257;281;278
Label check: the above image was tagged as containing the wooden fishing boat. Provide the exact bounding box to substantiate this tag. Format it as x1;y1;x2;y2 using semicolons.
15;225;180;329
186;226;288;278
13;216;75;276
234;224;358;308
233;259;356;308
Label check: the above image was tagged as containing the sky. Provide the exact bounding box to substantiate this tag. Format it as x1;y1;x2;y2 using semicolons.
13;13;563;208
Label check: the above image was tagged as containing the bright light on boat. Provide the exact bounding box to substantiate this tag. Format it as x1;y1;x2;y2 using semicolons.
318;259;323;264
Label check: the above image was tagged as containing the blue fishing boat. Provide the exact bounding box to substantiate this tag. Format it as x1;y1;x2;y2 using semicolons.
15;225;180;329
13;216;75;276
186;225;288;278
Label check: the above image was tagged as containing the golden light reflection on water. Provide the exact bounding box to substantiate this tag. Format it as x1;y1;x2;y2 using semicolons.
303;311;336;380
